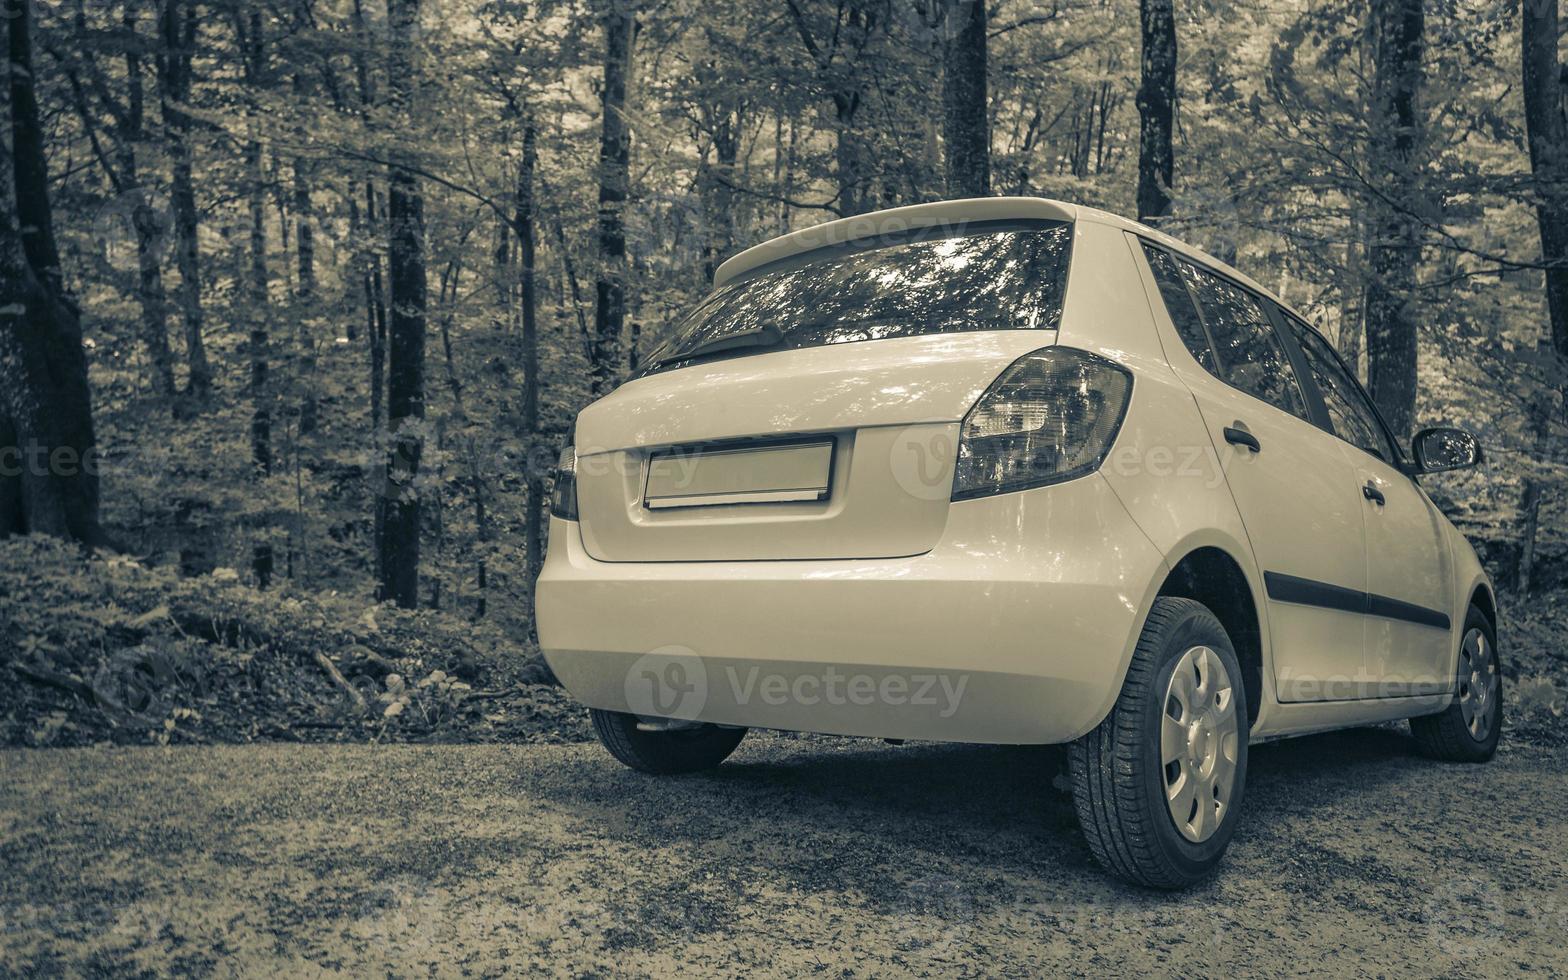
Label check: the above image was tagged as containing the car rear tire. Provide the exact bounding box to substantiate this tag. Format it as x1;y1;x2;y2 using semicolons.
589;708;747;775
1410;605;1501;763
1069;596;1249;889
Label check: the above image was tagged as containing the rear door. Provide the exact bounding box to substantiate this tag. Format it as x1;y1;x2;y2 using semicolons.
1140;244;1369;702
1281;315;1453;696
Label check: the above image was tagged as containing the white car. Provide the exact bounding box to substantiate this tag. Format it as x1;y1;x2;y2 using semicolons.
537;197;1499;888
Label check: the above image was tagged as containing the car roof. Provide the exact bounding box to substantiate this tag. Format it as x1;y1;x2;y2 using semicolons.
712;196;1305;324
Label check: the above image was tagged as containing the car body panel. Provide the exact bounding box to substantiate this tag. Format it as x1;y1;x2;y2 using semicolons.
539;471;1168;744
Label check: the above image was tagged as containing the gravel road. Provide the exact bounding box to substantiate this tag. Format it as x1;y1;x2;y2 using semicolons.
2;729;1566;977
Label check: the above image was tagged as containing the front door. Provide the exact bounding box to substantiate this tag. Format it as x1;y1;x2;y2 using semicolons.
1282;314;1454;697
1358;461;1453;695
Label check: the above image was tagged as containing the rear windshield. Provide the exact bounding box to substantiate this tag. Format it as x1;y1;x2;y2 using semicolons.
637;220;1073;377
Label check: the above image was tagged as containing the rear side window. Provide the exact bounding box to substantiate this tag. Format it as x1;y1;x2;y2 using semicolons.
1285;315;1395;462
1181;263;1311;421
1142;244;1218;374
639;222;1072;376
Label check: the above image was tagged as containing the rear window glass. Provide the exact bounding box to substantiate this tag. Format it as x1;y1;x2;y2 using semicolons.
638;221;1073;376
1181;262;1311;422
1142;244;1218;373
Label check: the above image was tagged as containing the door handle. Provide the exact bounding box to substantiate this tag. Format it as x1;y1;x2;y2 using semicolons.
1362;482;1385;505
1223;425;1261;453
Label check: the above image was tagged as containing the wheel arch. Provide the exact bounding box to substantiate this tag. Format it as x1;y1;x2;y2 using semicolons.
1469;581;1497;627
1155;545;1265;729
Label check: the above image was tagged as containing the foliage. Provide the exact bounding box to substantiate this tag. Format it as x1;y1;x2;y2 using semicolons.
0;536;588;747
1498;588;1568;745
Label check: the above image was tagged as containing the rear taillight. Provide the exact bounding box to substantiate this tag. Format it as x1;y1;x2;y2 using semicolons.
550;446;579;521
952;347;1132;500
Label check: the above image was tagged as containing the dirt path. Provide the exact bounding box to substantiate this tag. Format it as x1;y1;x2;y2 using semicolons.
2;730;1565;977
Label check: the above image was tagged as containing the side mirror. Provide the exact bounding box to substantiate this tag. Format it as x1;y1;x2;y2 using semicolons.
1412;426;1483;474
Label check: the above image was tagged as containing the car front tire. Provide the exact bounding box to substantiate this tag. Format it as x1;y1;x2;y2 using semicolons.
1410;605;1502;763
1069;596;1250;889
589;708;747;775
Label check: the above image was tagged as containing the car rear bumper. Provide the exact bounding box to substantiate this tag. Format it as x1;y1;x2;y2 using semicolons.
536;472;1168;744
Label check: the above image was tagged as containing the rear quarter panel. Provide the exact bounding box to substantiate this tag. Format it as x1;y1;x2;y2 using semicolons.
1081;224;1284;732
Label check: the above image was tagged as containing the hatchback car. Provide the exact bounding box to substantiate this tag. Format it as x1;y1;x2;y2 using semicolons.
536;197;1498;888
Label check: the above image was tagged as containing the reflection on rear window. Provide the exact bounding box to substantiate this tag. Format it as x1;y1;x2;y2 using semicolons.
638;221;1073;376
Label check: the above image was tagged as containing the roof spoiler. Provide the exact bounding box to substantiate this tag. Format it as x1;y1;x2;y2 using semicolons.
712;197;1078;288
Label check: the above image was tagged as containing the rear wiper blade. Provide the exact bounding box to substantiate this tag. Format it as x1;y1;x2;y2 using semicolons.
657;323;784;367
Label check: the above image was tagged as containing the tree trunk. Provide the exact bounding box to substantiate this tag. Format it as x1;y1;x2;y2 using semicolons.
6;0;64;296
291;3;318;437
351;0;387;433
294;159;318;435
367;184;388;432
1517;346;1554;595
941;0;989;198
158;0;210;400
241;9;274;587
700;109;740;284
1364;0;1424;441
518;118;544;602
122;3;176;398
1;1;104;546
376;0;426;609
1516;0;1568;592
1522;0;1568;355
832;92;864;216
1135;0;1176;222
591;3;634;396
493;213;511;331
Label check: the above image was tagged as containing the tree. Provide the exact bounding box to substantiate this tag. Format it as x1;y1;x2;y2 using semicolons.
942;0;989;197
518;117;544;597
351;0;388;434
1135;0;1175;222
1364;0;1425;439
1517;0;1568;592
785;0;882;216
591;0;634;395
156;0;210;400
119;0;177;398
235;8;276;587
8;0;64;295
1522;0;1568;352
289;0;318;436
376;0;427;609
1;0;104;546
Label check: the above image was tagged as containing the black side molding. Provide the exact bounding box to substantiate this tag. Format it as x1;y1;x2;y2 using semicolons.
1366;594;1452;631
1264;571;1451;631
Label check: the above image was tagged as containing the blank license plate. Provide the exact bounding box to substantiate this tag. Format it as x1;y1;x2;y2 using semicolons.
643;439;834;509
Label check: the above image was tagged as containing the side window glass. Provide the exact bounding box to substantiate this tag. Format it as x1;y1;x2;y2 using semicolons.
1142;244;1218;374
1286;316;1395;462
1182;262;1311;421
